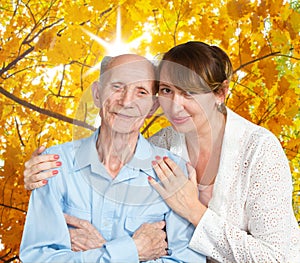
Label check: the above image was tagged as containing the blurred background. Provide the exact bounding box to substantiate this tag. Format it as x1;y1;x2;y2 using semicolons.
0;0;299;261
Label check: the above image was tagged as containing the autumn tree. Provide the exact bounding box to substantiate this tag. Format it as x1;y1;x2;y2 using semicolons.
0;0;299;261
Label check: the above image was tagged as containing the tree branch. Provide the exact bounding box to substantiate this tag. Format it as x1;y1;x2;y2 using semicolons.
0;46;34;76
141;113;164;135
3;255;20;263
0;86;96;131
23;18;64;45
233;48;297;74
0;249;11;261
0;249;19;262
0;203;26;213
15;117;25;147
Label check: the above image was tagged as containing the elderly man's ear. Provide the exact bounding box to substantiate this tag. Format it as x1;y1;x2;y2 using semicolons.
92;81;101;108
147;96;160;118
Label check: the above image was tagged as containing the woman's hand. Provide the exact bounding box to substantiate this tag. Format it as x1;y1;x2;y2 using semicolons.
149;156;206;227
24;146;61;190
64;214;106;251
133;221;168;261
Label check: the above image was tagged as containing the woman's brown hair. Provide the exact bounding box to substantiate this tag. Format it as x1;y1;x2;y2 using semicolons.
158;41;233;95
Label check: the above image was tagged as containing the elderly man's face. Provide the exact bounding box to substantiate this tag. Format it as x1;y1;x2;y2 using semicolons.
96;58;155;134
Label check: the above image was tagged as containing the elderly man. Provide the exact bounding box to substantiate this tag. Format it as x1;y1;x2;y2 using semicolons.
20;54;206;262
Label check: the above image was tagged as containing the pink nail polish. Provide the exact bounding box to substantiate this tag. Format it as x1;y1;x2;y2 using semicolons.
163;156;168;161
148;176;152;181
56;161;62;167
52;170;58;175
155;156;161;160
152;161;157;166
42;180;48;185
54;155;59;160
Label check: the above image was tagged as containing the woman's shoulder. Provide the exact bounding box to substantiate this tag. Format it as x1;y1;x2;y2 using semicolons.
227;108;279;143
147;126;178;150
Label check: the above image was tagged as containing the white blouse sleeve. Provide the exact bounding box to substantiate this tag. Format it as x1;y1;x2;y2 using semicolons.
189;133;300;262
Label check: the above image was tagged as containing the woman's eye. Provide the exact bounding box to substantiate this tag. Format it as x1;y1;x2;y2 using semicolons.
183;91;196;98
159;87;172;94
184;91;192;97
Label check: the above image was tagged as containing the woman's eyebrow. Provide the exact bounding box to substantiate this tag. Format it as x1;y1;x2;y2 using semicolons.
158;82;171;87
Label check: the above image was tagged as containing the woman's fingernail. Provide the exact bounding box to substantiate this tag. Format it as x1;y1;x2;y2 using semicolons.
155;156;161;160
52;170;58;175
152;161;157;166
42;180;48;185
163;156;168;161
54;154;59;160
148;176;152;181
56;161;62;167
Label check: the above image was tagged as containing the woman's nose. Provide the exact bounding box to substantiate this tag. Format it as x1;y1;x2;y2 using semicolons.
170;93;184;112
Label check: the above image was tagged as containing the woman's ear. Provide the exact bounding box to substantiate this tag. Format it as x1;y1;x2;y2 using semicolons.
92;81;101;108
218;80;229;102
146;96;160;118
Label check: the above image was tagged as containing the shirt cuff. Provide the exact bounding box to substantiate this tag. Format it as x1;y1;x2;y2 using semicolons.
104;236;139;262
189;208;222;256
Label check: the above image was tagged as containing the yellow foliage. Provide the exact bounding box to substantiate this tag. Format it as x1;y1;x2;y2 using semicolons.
288;11;300;39
64;2;92;24
35;31;56;50
227;0;251;20
0;0;300;261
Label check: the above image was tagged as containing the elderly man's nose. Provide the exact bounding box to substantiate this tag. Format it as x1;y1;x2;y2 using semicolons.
119;89;134;105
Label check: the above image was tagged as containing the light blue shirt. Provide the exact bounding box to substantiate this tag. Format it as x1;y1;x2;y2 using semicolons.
20;129;206;263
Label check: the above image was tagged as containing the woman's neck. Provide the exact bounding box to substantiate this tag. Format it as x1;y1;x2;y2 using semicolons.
185;113;226;185
96;126;139;178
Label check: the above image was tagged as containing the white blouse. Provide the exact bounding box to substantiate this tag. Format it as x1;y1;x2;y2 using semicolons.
148;108;300;262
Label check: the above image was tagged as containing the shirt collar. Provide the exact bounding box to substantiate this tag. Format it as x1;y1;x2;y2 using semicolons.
73;129;101;172
127;134;158;174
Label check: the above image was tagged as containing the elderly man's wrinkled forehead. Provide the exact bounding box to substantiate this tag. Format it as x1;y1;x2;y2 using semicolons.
100;55;155;87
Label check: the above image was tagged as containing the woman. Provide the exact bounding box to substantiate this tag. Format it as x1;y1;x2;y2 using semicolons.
24;41;300;262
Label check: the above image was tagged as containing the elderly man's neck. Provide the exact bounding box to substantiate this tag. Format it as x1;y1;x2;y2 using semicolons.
96;126;139;178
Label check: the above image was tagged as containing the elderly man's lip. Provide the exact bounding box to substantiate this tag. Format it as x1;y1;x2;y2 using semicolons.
114;112;140;118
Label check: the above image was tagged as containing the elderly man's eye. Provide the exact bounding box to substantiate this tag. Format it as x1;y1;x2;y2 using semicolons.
137;87;149;96
111;83;124;90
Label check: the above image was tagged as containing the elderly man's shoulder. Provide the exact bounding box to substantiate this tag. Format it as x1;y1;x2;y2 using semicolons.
43;135;91;159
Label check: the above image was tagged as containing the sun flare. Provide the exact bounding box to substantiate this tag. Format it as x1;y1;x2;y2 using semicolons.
83;7;148;77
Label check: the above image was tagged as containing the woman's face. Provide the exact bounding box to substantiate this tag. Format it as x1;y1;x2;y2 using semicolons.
158;65;218;134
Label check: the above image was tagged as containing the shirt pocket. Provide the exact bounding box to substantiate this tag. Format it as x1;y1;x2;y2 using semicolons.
124;215;165;235
64;204;92;222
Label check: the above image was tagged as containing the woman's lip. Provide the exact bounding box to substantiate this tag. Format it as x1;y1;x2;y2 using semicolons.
171;116;190;124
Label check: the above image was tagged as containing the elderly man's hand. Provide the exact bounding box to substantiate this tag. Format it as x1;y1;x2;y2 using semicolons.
64;214;106;251
133;221;168;261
